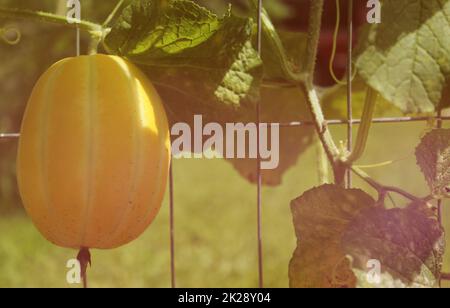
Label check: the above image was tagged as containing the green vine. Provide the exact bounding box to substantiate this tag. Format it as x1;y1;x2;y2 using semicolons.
346;87;378;164
103;0;126;27
0;7;103;33
300;0;346;185
351;166;428;203
0;6;112;55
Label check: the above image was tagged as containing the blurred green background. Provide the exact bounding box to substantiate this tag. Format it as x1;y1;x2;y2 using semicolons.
0;0;449;288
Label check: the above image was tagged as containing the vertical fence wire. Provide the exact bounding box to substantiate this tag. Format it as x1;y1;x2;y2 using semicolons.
76;28;80;56
169;160;176;288
255;0;264;289
75;10;84;287
437;109;443;225
346;0;353;188
436;110;443;286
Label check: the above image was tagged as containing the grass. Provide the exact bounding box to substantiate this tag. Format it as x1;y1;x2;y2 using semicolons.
0;123;449;288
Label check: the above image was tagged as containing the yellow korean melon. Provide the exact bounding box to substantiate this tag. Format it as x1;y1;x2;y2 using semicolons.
17;54;171;250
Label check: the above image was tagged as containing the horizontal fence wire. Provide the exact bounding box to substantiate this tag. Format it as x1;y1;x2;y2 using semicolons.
278;116;450;127
2;116;450;140
0;133;20;138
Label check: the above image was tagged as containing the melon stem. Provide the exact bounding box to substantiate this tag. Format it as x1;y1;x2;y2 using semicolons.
77;248;91;289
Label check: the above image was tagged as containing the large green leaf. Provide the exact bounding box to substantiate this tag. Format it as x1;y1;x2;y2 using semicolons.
289;185;374;288
289;185;444;288
416;129;450;198
355;0;450;113
104;0;263;122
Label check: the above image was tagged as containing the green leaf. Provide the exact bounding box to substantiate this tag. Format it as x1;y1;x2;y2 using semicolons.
355;0;450;113
104;0;263;121
226;87;314;186
289;185;375;288
343;205;444;288
415;129;450;198
289;185;444;288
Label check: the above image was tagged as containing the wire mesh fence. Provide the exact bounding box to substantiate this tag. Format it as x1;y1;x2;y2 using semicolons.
0;0;449;288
